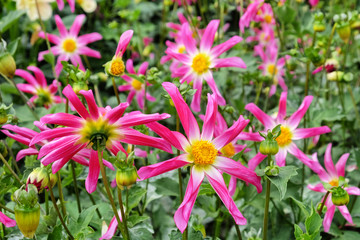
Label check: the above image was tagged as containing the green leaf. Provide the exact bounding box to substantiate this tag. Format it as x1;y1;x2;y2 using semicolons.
47;224;64;240
78;205;98;230
169;230;182;240
294;224;304;239
153;177;179;197
305;207;322;236
127;185;147;210
198;183;215;196
0;10;25;33
267;166;298;200
127;214;150;228
44;53;55;66
7;38;20;55
275;5;296;24
334;231;360;240
290;197;310;218
128;221;154;240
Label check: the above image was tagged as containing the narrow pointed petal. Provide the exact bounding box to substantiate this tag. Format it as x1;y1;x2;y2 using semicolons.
137;155;190;180
211;36;242;58
39;112;83;128
146;122;185;151
205;166;247;225
80;90;99;119
174;167;204;233
292;126;331;140
16;84;36;94
16;148;39;161
213;156;262;193
274;149;287;167
77;47;101;59
237;132;263;142
212;57;246;69
1;130;31;146
323;205;336;232
85;150;100;193
345;187;360;195
100;211;122;240
228;176;237;196
200;20;219;52
55;15;68;36
307;183;326;193
213;117;249;149
104;102;129;124
287;143;313;167
69;14;85;36
182;23;197;55
190;78;202;112
245;103;275;129
0;212;16;227
287;96;313;129
117;112;170;128
201;94;217;141
338;206;353;224
277;92;287;122
15;69;39;86
63;85;90;119
138;62;149;75
77;33;103;45
125;59;135;74
324;144;337;177
115;30;133;57
335;153;349;177
204;73;226;106
27;66;47;87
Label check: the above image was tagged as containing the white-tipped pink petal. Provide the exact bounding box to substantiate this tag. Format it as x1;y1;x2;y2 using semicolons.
323;204;336;232
307;183;326;193
274;149;287;167
63;85;90;119
115;30;133;58
324;144;337;177
287;95;313;129
200;20;219;52
228;176;237;196
212;118;249;150
174;167;204;233
146;122;185;151
201;94;217;140
335;153;349;177
245;103;275;129
338;206;353;224
345;187;360;195
292;126;331;140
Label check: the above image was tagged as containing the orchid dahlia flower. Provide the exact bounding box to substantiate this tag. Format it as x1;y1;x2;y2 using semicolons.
118;59;155;109
167;20;246;112
30;85;172;193
239;0;264;33
38;14;102;76
15;66;63;108
0;211;16;227
138;82;262;232
307;144;360;232
245;92;331;170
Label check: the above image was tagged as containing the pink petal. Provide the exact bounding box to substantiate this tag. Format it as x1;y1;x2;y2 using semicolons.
323;205;336;232
200;20;219;52
55;15;68;36
109;141;127;156
27;66;47;87
38;32;61;45
307;183;326;193
85;150;100;193
212;57;246;69
77;33;103;45
63;85;90;119
292;126;331;140
174;167;204;233
190;78;202;112
69;14;85;36
204;166;247;225
309;153;329;182
275;149;288;167
16;84;37;94
162;82;200;141
211;36;242;58
125;59;135;74
16;148;39;161
212;117;249;149
30;127;77;146
138;61;149;75
228;176;237;196
277;92;287;122
126;90;136;106
104;102;129;124
201;94;217;140
213;156;262;193
287;143;313;168
181;23;197;55
70;55;85;71
80;89;99;119
115;30;133;57
0;212;16;227
324;144;337;177
38;136;78;159
56;0;64;10
77;46;101;59
39;112;83;128
287;95;313;129
15;69;39;87
137;154;190;180
345;186;360;196
237;132;263;142
338;205;353;224
67;0;75;12
146;122;185;151
245;103;275;129
117;112;170;128
100;211;122;240
204;73;226;106
55;54;69;76
335;153;349;177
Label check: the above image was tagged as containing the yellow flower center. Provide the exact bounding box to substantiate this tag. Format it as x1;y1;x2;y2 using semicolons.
77;0;84;4
191;53;211;75
267;64;278;76
36;87;52;105
110;58;125;76
178;45;186;54
131;79;142;91
78;117;120;147
329;178;339;187
275;126;293;147
62;38;77;53
190;140;218;165
264;14;272;24
221;143;236;158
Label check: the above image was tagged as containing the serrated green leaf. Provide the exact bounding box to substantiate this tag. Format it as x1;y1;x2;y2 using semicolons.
267;166;298;200
198;183;215;196
153;177;179;197
47;224;63;240
169;230;182;240
290;197;310;218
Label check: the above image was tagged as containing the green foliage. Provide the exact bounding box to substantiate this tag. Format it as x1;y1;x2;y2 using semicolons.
294;206;322;240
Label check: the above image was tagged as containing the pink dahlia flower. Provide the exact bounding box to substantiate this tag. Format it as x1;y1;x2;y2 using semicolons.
38;14;102;76
15;66;63;108
30;85;172;193
239;0;264;33
246;24;275;49
167;20;246;112
255;3;275;25
118;59;155;109
307;144;360;232
0;212;16;228
138;82;262;232
309;0;319;7
245;92;331;170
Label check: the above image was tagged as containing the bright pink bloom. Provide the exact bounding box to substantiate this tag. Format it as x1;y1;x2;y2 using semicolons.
29;85;172;193
138;82;262;232
167;20;246;112
0;212;16;228
38;14;102;76
118;59;155;109
255;3;275;25
309;0;319;7
239;0;264;33
246;24;275;48
307;144;360;232
100;210;122;240
245;92;331;170
56;0;75;12
15;66;63;108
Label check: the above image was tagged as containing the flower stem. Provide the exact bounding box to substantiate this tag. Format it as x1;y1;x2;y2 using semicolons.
48;185;74;240
70;161;81;213
112;77;121;105
88;192;102;219
56;172;67;217
3;140;20;175
234;220;243;240
0;152;22;185
263;155;272;240
45;190;49;215
0;203;14;214
96;142;127;239
317;191;330;215
117;187;130;239
126;187;129;215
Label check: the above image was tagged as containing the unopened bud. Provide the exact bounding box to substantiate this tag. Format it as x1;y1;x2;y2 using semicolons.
26;167;50;192
0;52;16;79
337;24;351;43
116;165;139;189
265;165;280;176
331;187;349;206
259;140;279;155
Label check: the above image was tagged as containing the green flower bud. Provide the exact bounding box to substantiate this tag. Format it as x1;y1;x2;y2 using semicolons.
49;172;58;189
313;22;326;32
259;140;279;156
316;202;327;214
15;203;40;239
286;58;297;71
0;52;16;79
73;81;89;94
331;187;349;206
97;72;108;82
264;165;280;176
326;71;344;81
116;165;139;190
26;167;50;192
337;24;351;43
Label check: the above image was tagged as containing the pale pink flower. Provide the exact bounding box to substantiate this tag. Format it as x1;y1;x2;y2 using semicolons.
167;20;246;112
15;66;63;108
118;59;155;109
38;14;102;76
29;85;172;193
307;144;360;232
56;0;75;12
138;82;262;232
245;92;331;170
0;212;16;228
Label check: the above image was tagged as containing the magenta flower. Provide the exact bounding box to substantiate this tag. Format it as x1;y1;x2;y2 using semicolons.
38;14;102;76
0;212;16;228
138;82;262;232
15;66;63;108
309;0;319;7
239;0;264;33
307;144;360;232
246;24;275;49
118;59;155;109
56;0;75;12
254;3;275;25
245;92;331;170
167;20;246;112
30;85;172;193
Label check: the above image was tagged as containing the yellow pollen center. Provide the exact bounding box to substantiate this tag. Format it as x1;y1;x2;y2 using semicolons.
62;38;77;53
191;140;217;165
36;88;52;105
264;15;272;24
131;79;142;91
77;0;84;4
110;58;125;76
329;178;339;187
178;45;186;53
191;53;211;75
275;126;293;147
267;64;278;76
221;143;236;158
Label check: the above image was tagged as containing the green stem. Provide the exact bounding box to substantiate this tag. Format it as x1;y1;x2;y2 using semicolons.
112;77;121;105
0;152;22;185
263;155;272;240
2;140;20;175
97;142;127;238
317;191;330;215
94;84;103;108
45;190;49;215
347;84;360;123
88;192;102;219
56;172;67;217
0;203;14;214
126;187;129;215
48;185;74;240
70;161;81;213
234;221;243;240
117;187;130;239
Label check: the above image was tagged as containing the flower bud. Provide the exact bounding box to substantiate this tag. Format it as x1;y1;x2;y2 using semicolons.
331;187;349;206
104;57;125;77
327;71;344;81
264;165;280;176
15;203;40;239
116;165;139;190
72;81;89;94
286;58;297;71
313;22;326;32
97;72;108;82
27;167;50;192
337;24;351;43
49;172;58;189
259;140;279;156
0;52;16;79
316;202;327;214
